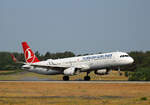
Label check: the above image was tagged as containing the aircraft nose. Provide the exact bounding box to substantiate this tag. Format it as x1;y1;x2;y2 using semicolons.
129;57;134;64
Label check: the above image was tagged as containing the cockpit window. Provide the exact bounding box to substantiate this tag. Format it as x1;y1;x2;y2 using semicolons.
120;55;129;57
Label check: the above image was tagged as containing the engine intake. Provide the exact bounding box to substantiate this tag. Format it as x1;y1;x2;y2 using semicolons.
94;69;109;75
64;67;80;76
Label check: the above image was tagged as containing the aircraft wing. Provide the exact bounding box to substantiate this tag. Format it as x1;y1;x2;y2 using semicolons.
11;54;88;70
30;63;82;70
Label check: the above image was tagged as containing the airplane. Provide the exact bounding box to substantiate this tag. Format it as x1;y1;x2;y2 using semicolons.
11;42;134;81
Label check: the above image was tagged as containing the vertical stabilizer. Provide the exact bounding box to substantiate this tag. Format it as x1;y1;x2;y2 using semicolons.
22;42;40;63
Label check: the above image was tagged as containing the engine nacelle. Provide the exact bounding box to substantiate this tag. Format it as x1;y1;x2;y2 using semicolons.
64;67;80;76
94;69;109;75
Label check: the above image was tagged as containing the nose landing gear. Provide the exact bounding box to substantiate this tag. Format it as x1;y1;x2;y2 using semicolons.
118;67;122;76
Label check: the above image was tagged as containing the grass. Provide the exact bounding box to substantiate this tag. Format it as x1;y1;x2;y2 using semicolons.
0;70;22;75
0;70;128;81
0;83;150;105
0;70;149;105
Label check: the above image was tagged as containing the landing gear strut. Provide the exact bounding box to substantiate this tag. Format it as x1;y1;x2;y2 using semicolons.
84;72;91;81
63;76;69;81
118;67;122;76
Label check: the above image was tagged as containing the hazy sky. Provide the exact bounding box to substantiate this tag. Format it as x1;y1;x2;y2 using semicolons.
0;0;150;54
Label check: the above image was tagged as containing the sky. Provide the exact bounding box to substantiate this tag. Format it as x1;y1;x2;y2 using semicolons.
0;0;150;54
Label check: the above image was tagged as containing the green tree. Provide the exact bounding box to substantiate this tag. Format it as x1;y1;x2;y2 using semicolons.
129;67;150;81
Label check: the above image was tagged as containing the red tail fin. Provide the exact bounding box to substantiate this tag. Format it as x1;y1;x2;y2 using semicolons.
22;42;40;63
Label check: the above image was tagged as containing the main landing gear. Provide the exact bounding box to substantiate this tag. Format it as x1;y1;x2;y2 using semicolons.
63;72;91;81
84;72;91;81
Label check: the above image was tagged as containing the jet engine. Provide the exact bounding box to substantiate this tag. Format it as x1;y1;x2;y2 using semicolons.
94;69;109;75
64;67;80;76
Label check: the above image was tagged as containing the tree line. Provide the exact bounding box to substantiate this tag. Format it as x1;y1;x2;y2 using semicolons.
127;51;150;81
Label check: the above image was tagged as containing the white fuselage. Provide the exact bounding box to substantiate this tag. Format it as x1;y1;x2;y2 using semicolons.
22;52;134;75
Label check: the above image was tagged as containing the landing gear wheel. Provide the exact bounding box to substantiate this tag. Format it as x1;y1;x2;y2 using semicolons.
63;76;69;81
84;76;91;81
119;73;123;76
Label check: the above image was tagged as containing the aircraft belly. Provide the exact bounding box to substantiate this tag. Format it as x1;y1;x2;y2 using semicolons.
30;68;62;75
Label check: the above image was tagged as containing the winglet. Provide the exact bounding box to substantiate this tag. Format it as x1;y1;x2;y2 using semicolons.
10;54;17;63
10;54;25;64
